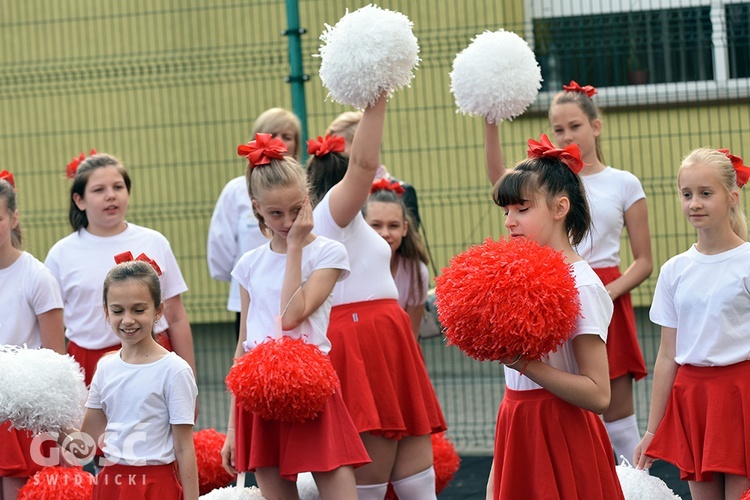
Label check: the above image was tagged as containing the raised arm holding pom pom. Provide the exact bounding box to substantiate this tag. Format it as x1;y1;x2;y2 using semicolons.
308;93;446;499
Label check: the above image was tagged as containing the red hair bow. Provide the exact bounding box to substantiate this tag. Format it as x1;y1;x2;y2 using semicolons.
718;148;750;188
66;149;98;179
370;178;405;196
562;81;597;98
527;134;584;174
114;251;163;276
237;133;288;168
0;170;15;189
307;134;346;157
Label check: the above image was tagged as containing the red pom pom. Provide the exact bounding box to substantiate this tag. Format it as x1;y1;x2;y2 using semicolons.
435;237;580;361
432;432;460;493
226;337;340;422
18;467;93;499
384;432;460;499
741;487;750;500
194;428;235;495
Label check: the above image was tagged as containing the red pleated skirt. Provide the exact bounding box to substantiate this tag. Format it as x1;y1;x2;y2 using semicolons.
327;299;447;439
593;267;648;381
493;388;624;500
92;463;182;500
0;422;58;477
647;361;750;481
66;340;120;387
234;390;370;481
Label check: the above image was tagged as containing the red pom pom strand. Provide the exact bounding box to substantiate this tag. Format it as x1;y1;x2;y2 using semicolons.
431;432;461;493
384;431;460;499
741;487;750;500
226;337;340;422
18;467;94;500
435;237;580;361
194;428;236;495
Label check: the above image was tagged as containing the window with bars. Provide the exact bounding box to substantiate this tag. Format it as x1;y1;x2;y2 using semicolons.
527;2;749;92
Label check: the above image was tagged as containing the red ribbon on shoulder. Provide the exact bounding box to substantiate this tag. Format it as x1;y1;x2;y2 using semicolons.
237;133;288;168
718;148;750;188
114;251;163;276
307;134;346;158
562;80;597;98
370;177;405;196
66;149;98;179
0;170;15;189
527;134;584;175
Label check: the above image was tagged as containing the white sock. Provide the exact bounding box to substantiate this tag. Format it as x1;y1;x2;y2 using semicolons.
605;414;641;466
356;482;388;500
391;467;437;500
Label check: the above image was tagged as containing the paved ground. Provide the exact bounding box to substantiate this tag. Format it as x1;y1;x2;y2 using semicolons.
438;456;691;499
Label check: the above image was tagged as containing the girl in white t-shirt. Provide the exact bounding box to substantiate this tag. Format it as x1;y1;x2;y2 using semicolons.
483;81;653;464
635;148;750;499
207;108;301;336
45;153;196;386
486;136;623;499
307;95;446;500
59;259;198;500
0;173;65;500
221;134;368;500
362;178;430;340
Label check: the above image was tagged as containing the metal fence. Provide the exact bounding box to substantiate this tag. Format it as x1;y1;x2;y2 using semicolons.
3;0;749;453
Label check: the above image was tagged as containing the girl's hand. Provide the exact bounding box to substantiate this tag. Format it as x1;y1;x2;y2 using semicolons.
633;432;656;470
287;196;314;247
499;354;528;372
221;430;237;475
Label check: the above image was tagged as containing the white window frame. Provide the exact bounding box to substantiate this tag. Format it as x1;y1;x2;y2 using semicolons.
524;0;750;109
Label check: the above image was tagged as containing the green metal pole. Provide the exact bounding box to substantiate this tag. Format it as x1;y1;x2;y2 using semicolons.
283;0;309;162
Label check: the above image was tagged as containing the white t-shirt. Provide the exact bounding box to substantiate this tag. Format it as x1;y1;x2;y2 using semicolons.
232;236;349;354
313;191;399;306
575;167;646;267
650;242;750;366
86;351;197;465
45;224;188;349
394;258;429;309
505;260;613;391
0;252;63;349
207;176;269;312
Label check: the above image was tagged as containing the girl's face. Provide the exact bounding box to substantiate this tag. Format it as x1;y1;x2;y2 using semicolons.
502;193;560;248
104;280;163;347
549;102;601;160
73;166;129;235
253;183;306;239
678;163;737;232
0;199;18;251
365;201;408;255
275;124;298;157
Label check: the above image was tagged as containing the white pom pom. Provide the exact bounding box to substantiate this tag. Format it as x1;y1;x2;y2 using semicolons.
296;472;321;500
199;485;265;499
317;4;420;109
0;345;87;434
450;30;542;124
615;461;681;500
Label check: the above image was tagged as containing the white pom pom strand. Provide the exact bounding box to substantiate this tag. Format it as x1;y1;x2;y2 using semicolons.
615;460;681;500
199;485;265;499
0;345;87;434
317;4;420;109
450;30;542;124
